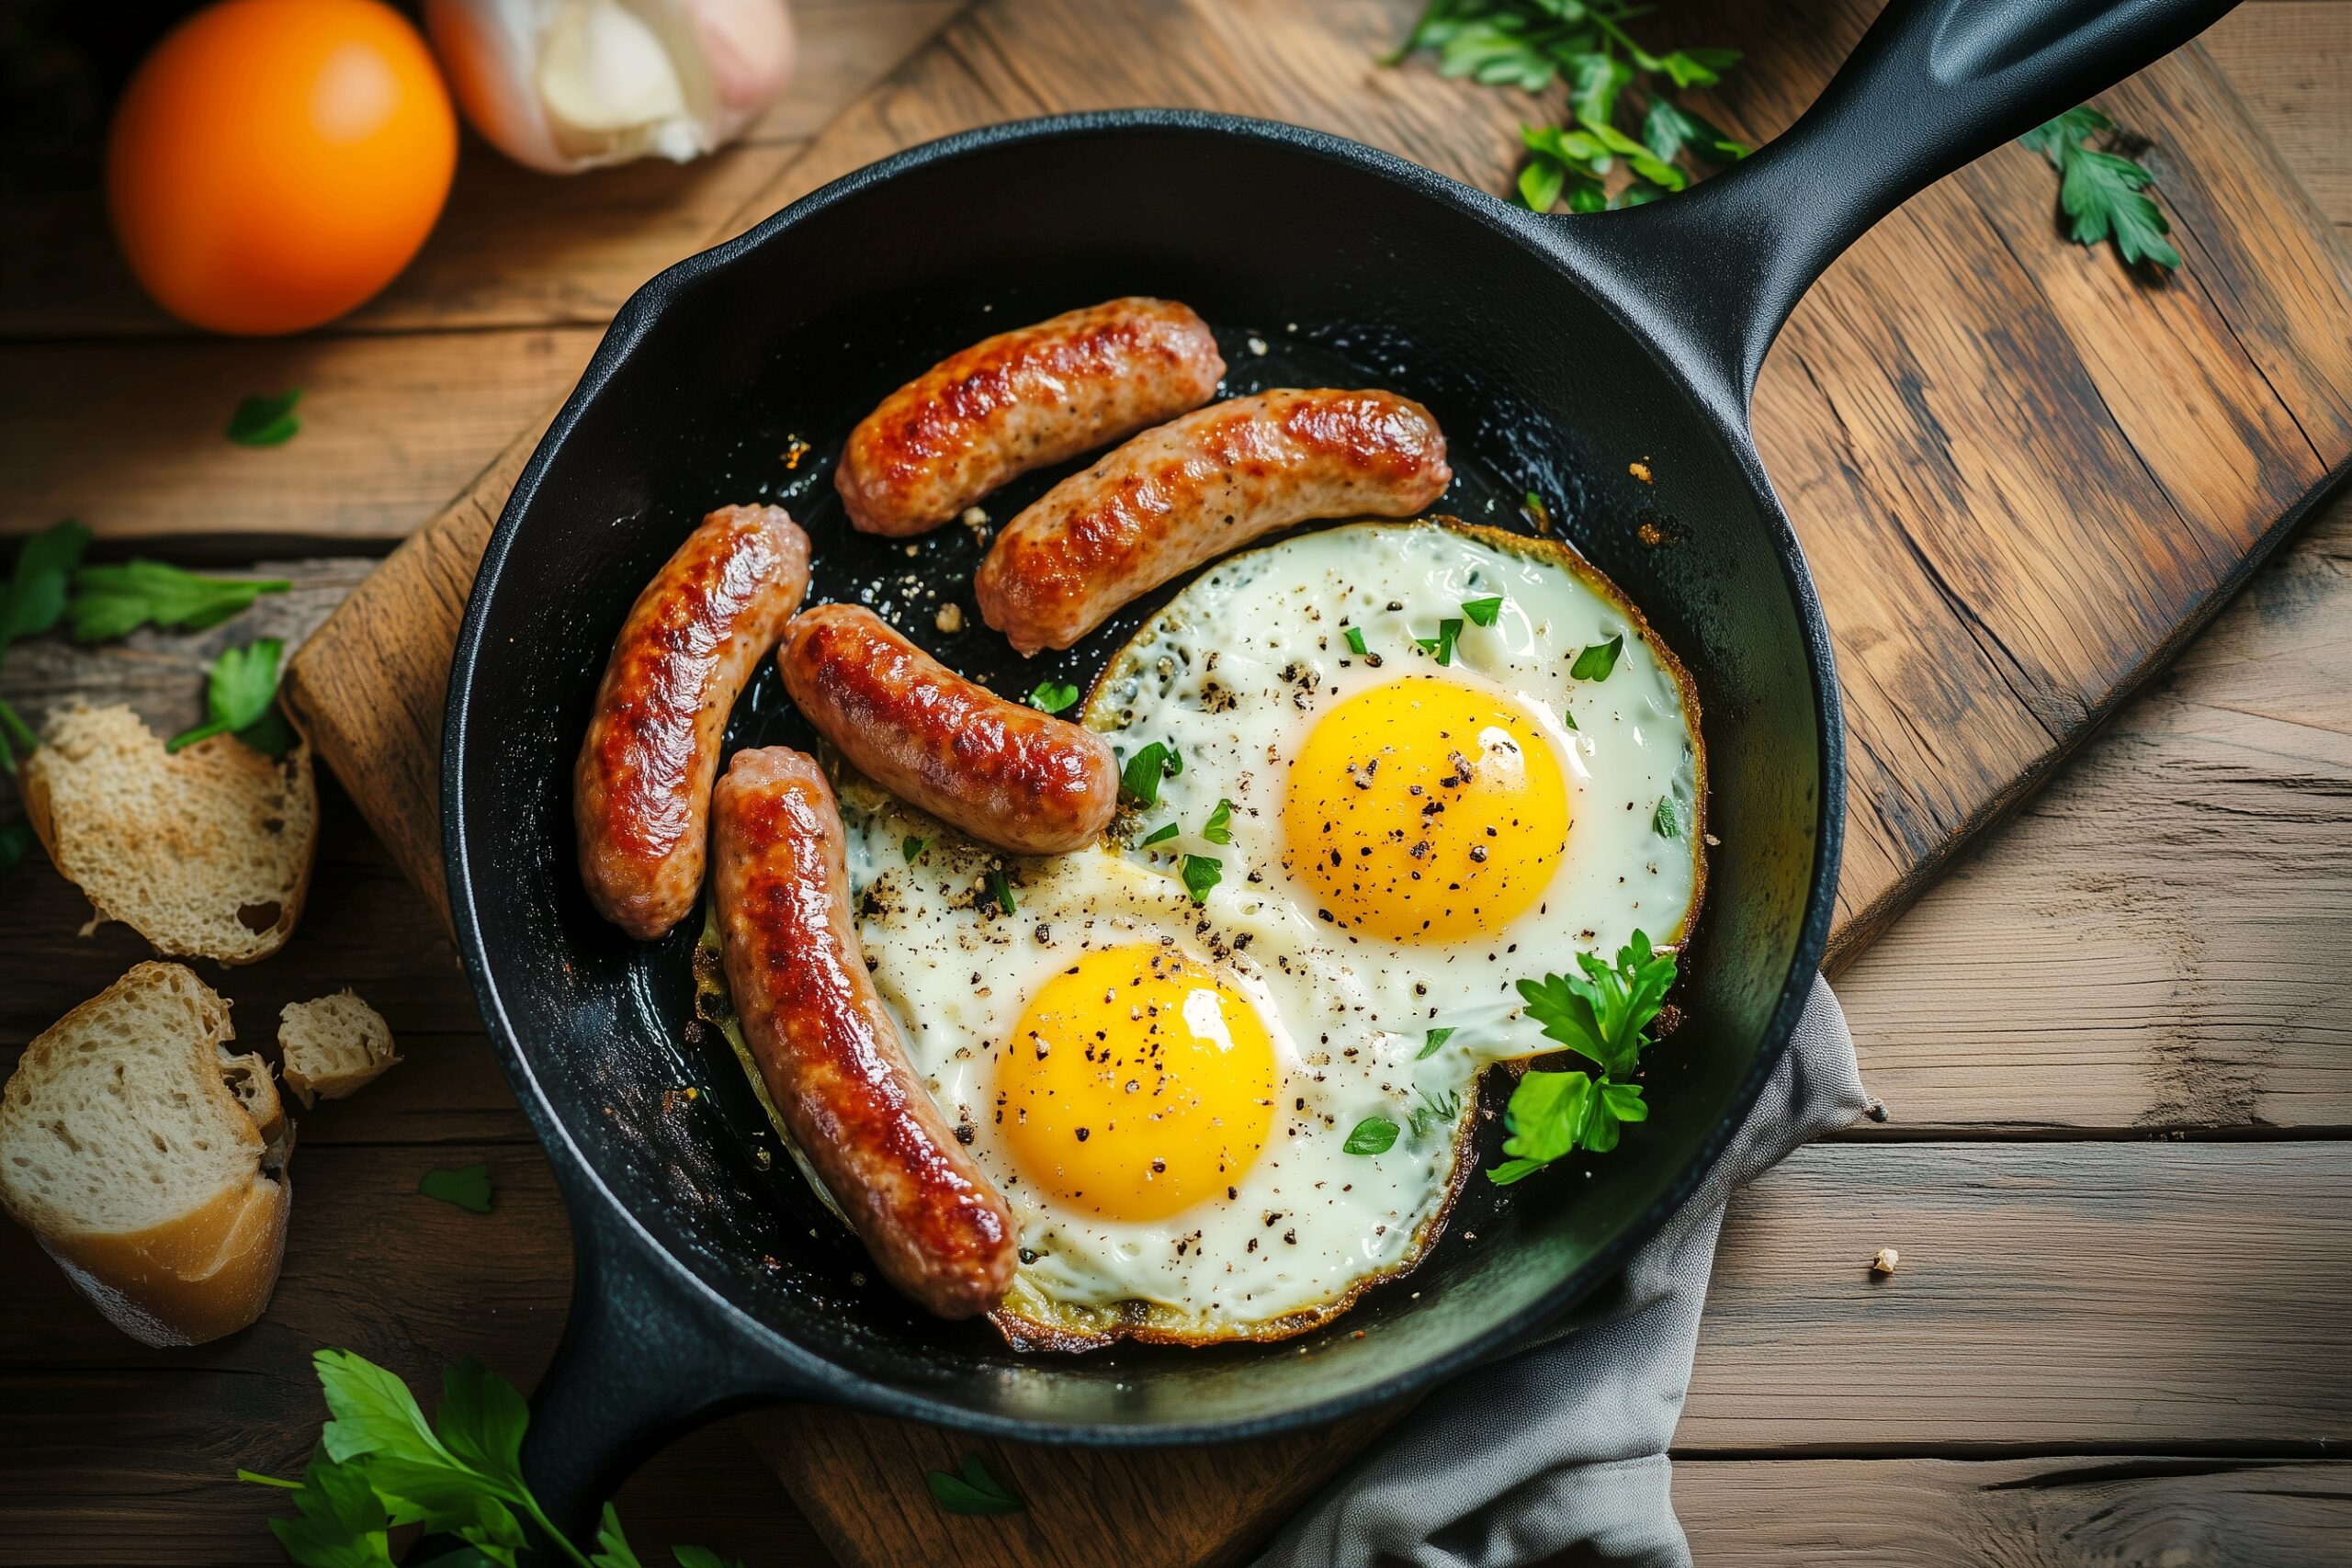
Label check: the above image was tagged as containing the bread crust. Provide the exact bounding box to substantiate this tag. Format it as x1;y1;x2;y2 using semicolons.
0;963;292;1347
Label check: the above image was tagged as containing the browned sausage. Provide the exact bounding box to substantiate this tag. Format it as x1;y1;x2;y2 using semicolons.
777;604;1116;855
574;504;810;940
975;389;1451;655
711;747;1016;1318
836;298;1226;537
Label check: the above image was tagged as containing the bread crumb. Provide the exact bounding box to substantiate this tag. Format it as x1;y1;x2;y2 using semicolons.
935;603;964;634
1871;1247;1899;1276
1629;459;1653;483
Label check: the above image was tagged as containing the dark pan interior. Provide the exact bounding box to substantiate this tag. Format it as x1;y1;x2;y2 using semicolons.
447;116;1834;1438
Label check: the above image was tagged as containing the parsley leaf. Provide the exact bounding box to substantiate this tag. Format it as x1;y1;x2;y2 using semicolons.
1343;626;1369;656
1202;797;1234;845
987;869;1017;915
1409;1087;1462;1143
228;388;303;446
1139;821;1179;847
1522;491;1554;531
419;1165;493;1214
1652;795;1681;838
1394;3;1745;214
250;1348;721;1568
1344;1116;1400;1155
1180;853;1221;906
1462;595;1504;626
168;638;295;756
902;835;932;863
927;1454;1024;1516
2021;104;2181;272
0;698;38;774
1027;679;1080;714
1492;932;1673;1183
1516;930;1676;1079
1118;740;1178;807
1;518;92;649
1570;634;1623;682
68;559;289;642
1418;1026;1455;1060
1416;616;1464;666
1561;707;1577;731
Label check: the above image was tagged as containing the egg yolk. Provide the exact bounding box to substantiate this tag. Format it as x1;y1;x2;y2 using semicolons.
1282;675;1569;942
996;944;1276;1223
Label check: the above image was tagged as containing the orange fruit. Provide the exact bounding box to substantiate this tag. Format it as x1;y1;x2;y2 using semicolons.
107;0;458;334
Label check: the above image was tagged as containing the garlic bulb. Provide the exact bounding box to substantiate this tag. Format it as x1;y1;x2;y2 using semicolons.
425;0;795;174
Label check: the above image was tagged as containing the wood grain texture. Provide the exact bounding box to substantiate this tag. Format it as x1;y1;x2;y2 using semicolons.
1671;1457;2352;1566
9;1140;2344;1565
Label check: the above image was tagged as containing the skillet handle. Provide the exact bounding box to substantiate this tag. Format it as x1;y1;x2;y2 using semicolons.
513;1199;816;1552
1561;0;2238;407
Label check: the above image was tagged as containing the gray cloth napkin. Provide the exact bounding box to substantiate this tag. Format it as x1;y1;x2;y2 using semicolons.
1252;974;1868;1568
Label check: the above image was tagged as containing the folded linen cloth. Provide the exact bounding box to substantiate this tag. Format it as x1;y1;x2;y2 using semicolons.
1252;974;1868;1568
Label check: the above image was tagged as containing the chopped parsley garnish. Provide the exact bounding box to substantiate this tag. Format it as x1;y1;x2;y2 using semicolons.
1561;707;1578;731
1139;821;1179;847
1490;931;1675;1184
1461;595;1504;626
1418;1026;1455;1060
986;869;1017;915
1027;679;1080;714
1409;1087;1462;1143
1343;626;1369;656
1202;797;1234;845
902;835;932;863
1652;795;1681;838
226;388;302;446
927;1453;1025;1517
418;1164;493;1213
1118;741;1180;807
1570;633;1623;682
1416;616;1464;667
1523;490;1554;531
1179;853;1221;906
1344;1116;1400;1156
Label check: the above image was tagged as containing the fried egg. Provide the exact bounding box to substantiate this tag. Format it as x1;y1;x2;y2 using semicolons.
817;519;1702;1348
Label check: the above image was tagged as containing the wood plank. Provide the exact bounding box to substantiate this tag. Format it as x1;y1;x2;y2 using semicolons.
0;331;599;544
1672;1456;2352;1566
5;1141;2346;1565
1832;470;2352;1134
2205;3;2352;230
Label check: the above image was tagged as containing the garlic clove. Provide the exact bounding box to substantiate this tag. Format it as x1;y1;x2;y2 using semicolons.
424;0;795;175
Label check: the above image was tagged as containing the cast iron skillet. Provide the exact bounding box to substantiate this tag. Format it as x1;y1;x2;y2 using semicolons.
443;0;2234;1532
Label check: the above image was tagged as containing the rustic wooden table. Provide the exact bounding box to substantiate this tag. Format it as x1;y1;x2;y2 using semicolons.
3;4;2348;1564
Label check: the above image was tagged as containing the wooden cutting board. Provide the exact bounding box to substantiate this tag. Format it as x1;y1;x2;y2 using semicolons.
280;1;2352;1563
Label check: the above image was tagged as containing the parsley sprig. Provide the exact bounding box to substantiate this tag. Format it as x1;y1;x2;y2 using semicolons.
1388;0;1747;213
2020;104;2180;273
243;1348;737;1567
1492;931;1675;1183
168;637;295;756
69;558;290;641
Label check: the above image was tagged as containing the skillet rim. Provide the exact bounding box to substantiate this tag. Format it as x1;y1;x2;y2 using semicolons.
443;106;1847;1444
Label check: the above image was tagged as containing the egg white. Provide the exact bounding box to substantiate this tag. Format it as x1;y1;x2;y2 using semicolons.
805;518;1702;1348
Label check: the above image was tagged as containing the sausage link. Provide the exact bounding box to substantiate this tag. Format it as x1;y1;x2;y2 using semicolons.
712;747;1017;1319
975;389;1451;654
778;604;1116;855
836;298;1226;537
574;504;810;940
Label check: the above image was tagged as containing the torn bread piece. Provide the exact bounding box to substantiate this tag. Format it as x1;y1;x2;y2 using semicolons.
0;963;292;1347
18;703;317;964
278;991;399;1107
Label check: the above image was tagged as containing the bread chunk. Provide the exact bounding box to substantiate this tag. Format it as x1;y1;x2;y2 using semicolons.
279;990;399;1107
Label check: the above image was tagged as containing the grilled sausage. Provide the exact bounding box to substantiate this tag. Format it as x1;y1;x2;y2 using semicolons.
976;389;1451;655
711;747;1017;1318
778;604;1116;855
574;504;810;940
836;298;1226;536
